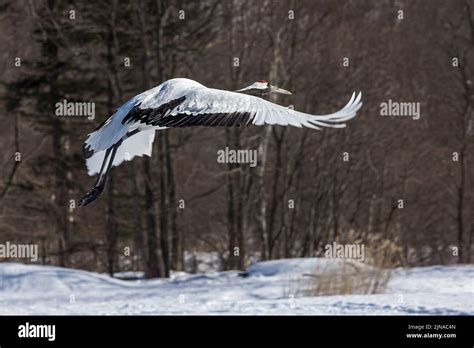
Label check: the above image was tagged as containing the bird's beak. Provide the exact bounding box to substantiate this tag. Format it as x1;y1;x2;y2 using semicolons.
270;85;292;95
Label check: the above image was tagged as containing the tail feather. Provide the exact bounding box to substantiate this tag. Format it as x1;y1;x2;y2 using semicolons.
85;129;155;176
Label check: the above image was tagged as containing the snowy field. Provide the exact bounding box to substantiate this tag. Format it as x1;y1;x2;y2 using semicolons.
0;259;472;315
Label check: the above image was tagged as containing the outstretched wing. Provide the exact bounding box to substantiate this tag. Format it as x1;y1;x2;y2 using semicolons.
144;88;362;130
83;82;362;176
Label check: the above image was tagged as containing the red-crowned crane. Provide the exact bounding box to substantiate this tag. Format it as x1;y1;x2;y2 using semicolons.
79;78;362;207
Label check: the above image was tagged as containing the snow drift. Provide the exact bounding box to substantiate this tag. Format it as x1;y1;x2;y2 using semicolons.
0;259;472;315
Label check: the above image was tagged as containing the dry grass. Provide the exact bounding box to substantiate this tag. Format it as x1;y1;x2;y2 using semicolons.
287;232;405;297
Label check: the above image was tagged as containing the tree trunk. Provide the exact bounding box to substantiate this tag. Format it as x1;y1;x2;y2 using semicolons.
131;162;146;271
456;142;466;263
167;132;182;271
106;172;118;276
144;158;162;278
105;11;118;277
226;129;237;269
158;132;170;277
136;1;163;278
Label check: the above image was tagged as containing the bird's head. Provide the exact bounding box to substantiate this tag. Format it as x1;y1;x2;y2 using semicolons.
235;80;292;96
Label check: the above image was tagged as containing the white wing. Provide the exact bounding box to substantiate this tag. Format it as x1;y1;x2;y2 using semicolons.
162;88;362;130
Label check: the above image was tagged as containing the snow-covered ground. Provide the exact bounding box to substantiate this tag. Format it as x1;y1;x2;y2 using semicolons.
0;258;472;315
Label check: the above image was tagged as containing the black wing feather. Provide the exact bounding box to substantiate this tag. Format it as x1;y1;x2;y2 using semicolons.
121;95;255;128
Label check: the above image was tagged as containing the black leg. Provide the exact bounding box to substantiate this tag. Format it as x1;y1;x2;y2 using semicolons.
79;142;120;207
93;147;112;187
100;142;120;186
79;129;141;207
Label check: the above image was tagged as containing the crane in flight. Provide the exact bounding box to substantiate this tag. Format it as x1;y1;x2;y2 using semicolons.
79;78;362;207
